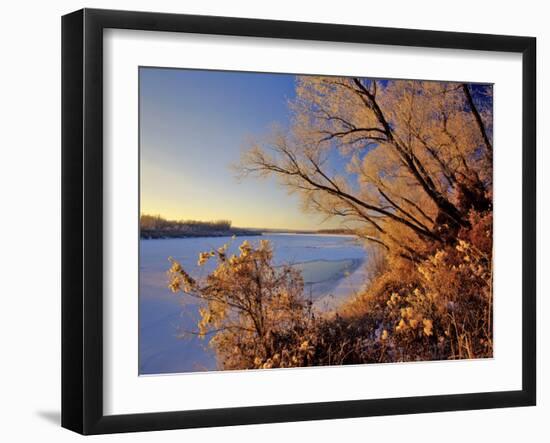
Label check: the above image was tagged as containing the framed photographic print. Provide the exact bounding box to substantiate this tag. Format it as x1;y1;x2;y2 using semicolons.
61;8;536;435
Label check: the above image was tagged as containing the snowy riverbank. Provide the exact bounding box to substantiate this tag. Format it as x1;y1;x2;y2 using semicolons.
139;234;369;374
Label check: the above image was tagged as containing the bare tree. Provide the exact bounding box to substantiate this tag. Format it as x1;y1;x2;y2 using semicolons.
240;77;492;260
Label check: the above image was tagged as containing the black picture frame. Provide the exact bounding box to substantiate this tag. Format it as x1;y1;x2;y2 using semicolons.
61;8;536;435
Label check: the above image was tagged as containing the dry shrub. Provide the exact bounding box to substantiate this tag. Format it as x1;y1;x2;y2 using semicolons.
168;239;318;370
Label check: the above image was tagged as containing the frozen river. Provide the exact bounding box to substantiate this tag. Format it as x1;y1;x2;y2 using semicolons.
139;234;368;375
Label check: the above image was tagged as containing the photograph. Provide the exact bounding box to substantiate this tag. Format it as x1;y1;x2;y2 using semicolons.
139;68;494;375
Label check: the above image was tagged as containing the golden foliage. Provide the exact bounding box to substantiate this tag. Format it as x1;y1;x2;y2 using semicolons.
341;211;493;362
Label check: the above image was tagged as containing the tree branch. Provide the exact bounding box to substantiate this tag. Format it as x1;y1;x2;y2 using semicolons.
461;83;493;160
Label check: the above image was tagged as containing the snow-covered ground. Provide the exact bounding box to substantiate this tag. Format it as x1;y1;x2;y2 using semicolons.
139;234;369;375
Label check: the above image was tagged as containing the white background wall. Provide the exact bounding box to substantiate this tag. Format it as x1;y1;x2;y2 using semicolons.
0;1;545;441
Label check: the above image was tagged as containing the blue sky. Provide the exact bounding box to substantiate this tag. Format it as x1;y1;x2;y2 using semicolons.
139;67;340;230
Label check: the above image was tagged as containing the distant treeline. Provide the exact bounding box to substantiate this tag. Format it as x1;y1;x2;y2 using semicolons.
316;228;355;235
141;214;232;231
140;215;259;239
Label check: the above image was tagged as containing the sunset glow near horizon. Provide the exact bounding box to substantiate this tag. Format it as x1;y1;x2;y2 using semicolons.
139;67;343;231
